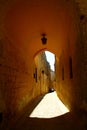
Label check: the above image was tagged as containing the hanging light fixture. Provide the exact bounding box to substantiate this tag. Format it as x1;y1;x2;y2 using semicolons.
41;34;47;45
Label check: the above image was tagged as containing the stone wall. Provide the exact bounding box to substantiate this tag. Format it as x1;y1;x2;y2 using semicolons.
55;1;84;111
80;16;87;102
33;52;51;97
75;0;87;107
0;38;33;121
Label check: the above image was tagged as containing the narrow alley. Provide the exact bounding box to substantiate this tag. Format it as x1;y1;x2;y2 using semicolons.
0;0;87;130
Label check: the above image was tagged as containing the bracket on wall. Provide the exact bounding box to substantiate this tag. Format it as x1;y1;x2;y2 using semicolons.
69;56;73;79
41;34;47;45
42;70;44;74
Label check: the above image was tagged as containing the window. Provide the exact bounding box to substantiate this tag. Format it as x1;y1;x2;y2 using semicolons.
35;68;37;82
69;57;73;79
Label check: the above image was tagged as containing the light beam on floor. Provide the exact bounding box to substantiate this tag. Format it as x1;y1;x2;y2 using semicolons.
29;91;69;118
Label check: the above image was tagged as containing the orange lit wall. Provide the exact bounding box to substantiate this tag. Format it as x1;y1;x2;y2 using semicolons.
0;0;85;122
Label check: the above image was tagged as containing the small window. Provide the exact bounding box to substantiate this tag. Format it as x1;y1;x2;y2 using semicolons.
35;68;37;82
69;57;73;79
42;70;44;74
0;112;3;122
33;73;35;78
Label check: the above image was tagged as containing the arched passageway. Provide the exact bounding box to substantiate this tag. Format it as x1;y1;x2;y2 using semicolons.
0;0;87;129
32;50;56;97
30;50;69;119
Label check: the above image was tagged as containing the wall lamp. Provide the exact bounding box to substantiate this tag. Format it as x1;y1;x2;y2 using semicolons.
41;34;47;45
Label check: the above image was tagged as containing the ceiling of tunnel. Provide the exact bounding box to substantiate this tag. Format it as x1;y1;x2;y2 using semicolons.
0;0;86;60
2;0;70;55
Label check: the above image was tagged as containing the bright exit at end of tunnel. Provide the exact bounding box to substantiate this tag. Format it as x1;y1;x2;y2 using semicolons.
32;51;69;118
45;51;55;71
29;91;69;118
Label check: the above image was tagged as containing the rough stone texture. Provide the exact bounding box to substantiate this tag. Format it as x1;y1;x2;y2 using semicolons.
0;38;33;121
53;0;87;111
76;0;87;15
33;52;51;97
80;20;87;102
75;0;87;104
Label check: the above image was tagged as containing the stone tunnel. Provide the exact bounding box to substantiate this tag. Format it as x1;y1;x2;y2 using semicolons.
0;0;87;129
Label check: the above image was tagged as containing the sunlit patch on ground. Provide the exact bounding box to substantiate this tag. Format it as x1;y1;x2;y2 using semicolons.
29;91;69;118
